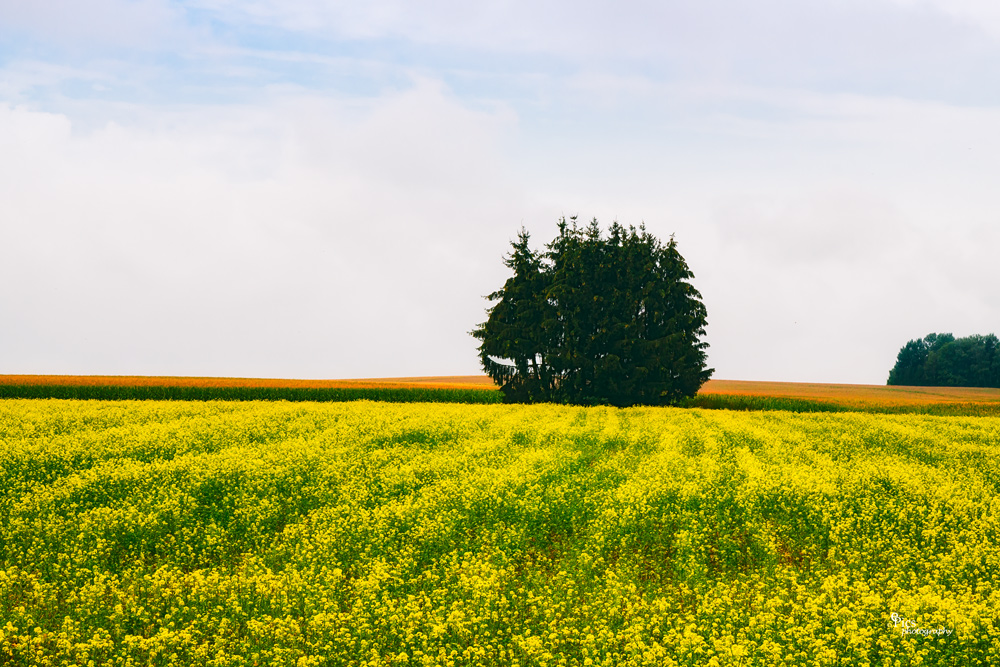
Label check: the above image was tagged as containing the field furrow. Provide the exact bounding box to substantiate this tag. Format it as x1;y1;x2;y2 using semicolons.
1;400;997;666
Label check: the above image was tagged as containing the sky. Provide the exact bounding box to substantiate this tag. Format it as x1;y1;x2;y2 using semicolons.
2;0;999;384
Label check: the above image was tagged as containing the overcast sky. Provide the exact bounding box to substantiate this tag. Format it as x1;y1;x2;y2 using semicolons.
2;0;999;383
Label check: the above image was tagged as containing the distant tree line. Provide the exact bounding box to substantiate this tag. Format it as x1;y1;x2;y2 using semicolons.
472;217;712;406
887;333;1000;388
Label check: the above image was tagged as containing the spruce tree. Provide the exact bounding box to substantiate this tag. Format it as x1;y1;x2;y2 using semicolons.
472;218;713;406
470;229;555;402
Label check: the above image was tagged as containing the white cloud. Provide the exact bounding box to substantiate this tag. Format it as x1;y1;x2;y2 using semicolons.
887;0;1000;37
4;1;1000;383
182;0;996;87
0;0;188;50
4;82;1000;382
498;85;1000;384
0;88;523;377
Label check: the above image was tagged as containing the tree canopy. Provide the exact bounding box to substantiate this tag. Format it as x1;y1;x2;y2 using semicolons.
472;217;713;406
887;332;1000;388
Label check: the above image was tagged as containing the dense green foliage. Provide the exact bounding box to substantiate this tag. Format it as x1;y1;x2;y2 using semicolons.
0;383;501;404
473;218;712;406
888;333;1000;388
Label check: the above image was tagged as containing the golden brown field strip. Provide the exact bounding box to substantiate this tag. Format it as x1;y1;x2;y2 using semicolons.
5;375;1000;411
700;379;1000;407
0;374;497;391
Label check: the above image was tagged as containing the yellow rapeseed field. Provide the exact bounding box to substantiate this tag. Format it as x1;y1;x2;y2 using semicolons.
1;399;998;666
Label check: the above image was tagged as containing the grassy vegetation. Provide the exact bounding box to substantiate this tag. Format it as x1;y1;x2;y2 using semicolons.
0;375;497;391
0;382;501;404
680;393;852;413
681;393;1000;416
2;399;998;666
4;376;1000;416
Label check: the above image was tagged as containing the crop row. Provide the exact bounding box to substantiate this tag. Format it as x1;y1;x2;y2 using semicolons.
0;384;501;405
6;381;1000;416
1;400;999;666
680;393;1000;416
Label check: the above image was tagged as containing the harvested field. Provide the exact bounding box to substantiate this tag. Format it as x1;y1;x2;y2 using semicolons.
0;374;497;391
699;379;1000;407
3;375;1000;415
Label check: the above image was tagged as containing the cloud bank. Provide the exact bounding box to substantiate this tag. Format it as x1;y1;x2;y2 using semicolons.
2;1;999;382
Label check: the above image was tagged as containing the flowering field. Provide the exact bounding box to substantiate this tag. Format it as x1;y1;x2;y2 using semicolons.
1;400;998;666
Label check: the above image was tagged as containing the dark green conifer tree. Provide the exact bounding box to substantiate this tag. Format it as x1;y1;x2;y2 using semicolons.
470;229;555;402
473;218;713;406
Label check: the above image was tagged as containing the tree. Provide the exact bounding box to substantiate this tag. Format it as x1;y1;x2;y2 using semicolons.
886;333;953;386
887;332;1000;388
471;229;555;403
472;217;713;406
